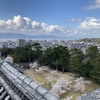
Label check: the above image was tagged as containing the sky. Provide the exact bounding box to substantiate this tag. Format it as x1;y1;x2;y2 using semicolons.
0;0;100;40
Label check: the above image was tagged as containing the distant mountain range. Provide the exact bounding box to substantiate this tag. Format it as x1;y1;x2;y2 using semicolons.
0;33;79;40
0;33;59;40
0;33;31;39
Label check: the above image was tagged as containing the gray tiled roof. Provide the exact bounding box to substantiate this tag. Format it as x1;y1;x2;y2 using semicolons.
0;61;60;100
78;89;100;100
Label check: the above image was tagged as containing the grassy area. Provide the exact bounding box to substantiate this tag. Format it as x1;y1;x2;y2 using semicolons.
33;74;51;89
85;82;100;93
60;91;82;100
24;69;100;100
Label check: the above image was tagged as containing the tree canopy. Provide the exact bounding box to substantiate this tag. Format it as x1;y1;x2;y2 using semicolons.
1;44;100;84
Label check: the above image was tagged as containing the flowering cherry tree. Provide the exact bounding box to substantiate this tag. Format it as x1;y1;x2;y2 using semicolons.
34;66;49;74
74;77;85;93
4;55;13;64
84;80;92;84
41;66;49;71
34;68;44;74
51;70;58;74
50;70;58;77
51;78;72;97
46;76;54;88
29;61;39;69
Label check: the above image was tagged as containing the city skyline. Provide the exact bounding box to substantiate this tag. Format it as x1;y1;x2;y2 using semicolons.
0;0;100;40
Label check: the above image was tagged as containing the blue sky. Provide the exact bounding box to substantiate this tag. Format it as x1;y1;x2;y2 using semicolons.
0;0;100;40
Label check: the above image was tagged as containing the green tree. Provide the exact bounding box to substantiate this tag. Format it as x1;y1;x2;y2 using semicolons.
24;45;33;62
70;48;84;75
41;46;70;72
40;47;54;67
90;53;100;84
79;61;92;77
13;43;43;63
78;46;99;78
59;46;70;72
87;46;99;66
12;47;26;63
32;43;43;61
52;46;64;71
0;48;14;57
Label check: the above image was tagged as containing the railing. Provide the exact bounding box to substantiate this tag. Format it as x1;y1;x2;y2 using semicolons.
0;61;60;100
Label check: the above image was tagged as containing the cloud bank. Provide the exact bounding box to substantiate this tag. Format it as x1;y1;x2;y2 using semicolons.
77;17;100;37
78;17;100;29
0;15;100;39
86;0;100;10
0;15;65;35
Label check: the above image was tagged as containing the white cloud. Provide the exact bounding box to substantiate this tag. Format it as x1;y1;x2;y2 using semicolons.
6;20;14;26
41;23;47;29
0;20;6;27
13;15;26;28
32;21;42;30
86;0;100;10
45;25;64;33
70;18;82;22
24;17;32;29
1;15;100;38
77;17;100;29
0;15;69;36
75;17;100;37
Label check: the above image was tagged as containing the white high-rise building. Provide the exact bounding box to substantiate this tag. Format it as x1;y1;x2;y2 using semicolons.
16;39;26;47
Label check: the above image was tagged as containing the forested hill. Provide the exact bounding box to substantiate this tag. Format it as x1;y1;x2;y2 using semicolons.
76;38;100;43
